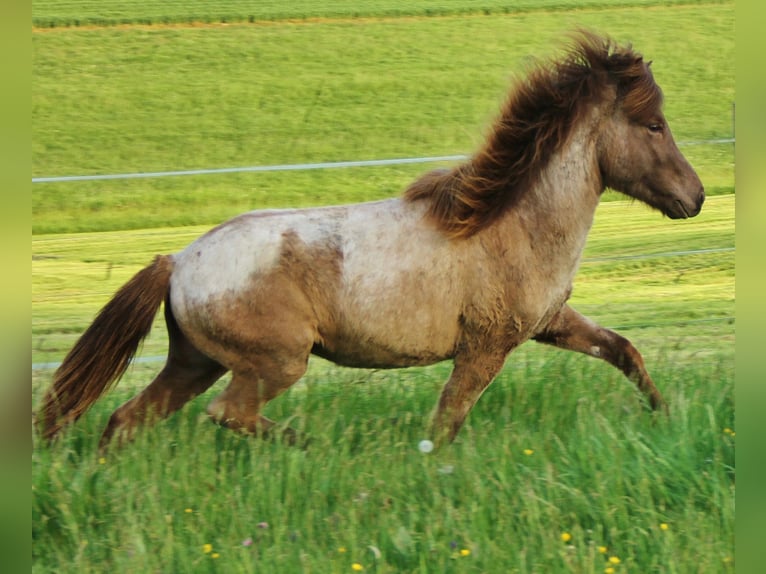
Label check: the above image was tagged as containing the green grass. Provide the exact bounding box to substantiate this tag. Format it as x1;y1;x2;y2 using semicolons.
32;357;734;573
32;0;724;28
32;195;734;572
32;3;734;572
32;2;734;234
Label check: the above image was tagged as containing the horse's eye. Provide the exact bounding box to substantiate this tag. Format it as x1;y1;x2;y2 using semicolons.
648;123;664;134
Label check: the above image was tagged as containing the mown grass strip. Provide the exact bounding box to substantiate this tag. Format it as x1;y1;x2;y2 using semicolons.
32;195;734;369
32;0;723;28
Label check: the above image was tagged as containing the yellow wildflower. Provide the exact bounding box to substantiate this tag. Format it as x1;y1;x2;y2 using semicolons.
211;552;220;559
561;532;572;542
203;543;213;554
98;457;106;465
598;546;608;554
608;556;621;565
605;568;615;574
184;508;193;514
660;523;669;531
351;564;364;571
460;548;471;556
338;547;347;553
524;449;534;455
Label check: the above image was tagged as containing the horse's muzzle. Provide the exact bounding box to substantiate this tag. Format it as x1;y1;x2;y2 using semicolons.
687;187;705;217
695;188;706;213
669;187;705;219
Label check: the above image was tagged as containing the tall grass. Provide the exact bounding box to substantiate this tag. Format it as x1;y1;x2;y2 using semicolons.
32;353;734;573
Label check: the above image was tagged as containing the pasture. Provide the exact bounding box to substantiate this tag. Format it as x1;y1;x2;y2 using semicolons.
33;1;734;573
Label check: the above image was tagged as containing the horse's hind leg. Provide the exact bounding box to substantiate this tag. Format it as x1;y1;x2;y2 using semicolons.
533;304;666;411
206;350;310;444
186;283;318;443
99;302;227;448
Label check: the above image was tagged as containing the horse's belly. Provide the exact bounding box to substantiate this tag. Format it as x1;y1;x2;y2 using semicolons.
314;332;456;369
316;301;460;369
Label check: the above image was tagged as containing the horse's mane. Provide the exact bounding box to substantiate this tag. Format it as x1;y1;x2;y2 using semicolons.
403;30;663;239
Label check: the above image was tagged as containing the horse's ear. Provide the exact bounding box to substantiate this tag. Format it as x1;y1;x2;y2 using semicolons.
646;60;653;68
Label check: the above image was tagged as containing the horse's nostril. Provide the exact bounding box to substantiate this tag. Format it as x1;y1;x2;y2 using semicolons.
697;189;705;209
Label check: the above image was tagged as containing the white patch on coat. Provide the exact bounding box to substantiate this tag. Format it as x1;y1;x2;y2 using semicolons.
331;199;468;363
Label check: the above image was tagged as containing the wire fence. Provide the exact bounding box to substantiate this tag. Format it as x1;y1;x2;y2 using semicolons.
32;138;735;184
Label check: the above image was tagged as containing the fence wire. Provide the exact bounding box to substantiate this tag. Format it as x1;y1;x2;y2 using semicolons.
32;138;735;184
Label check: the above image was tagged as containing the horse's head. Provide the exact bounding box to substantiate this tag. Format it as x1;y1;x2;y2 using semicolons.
597;59;704;219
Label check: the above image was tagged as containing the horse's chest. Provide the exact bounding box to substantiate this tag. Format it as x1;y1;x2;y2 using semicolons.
465;264;573;345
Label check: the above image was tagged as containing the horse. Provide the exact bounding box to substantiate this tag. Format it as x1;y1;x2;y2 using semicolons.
37;31;704;450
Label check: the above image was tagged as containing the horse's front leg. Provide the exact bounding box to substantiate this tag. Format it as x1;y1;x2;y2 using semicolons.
431;351;508;445
533;304;666;412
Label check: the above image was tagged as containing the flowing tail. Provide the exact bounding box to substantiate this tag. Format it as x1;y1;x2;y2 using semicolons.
37;255;174;441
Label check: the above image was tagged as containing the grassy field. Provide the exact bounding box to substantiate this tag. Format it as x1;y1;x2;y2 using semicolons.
31;0;724;27
32;356;734;573
32;2;734;573
32;2;734;234
31;202;735;573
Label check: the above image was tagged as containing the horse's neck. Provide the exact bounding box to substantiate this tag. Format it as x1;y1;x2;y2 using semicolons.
492;127;603;262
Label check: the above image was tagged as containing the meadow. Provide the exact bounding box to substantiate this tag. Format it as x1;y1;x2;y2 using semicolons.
31;0;726;28
32;2;734;234
32;1;734;572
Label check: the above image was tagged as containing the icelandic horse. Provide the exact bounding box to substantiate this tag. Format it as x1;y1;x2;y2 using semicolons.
38;32;704;449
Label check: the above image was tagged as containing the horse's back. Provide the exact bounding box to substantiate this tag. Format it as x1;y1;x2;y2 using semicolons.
171;206;343;300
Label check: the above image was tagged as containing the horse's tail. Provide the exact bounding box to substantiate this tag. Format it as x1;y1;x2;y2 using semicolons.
37;255;174;441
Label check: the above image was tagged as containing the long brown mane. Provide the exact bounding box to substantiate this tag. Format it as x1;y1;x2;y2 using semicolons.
403;30;663;239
